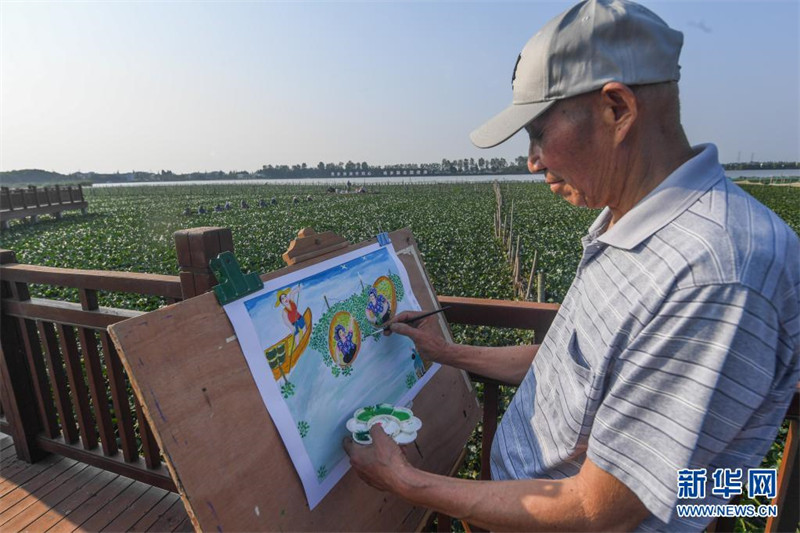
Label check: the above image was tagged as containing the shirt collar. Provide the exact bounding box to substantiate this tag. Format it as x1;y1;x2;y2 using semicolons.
590;143;726;250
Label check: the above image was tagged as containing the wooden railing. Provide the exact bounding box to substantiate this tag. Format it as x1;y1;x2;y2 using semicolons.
0;226;797;532
0;185;89;228
0;227;232;490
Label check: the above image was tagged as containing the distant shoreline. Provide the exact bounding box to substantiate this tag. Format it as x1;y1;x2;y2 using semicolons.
3;164;799;188
0;163;800;187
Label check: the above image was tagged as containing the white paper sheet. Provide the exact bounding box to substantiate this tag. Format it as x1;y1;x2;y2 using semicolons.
223;242;440;509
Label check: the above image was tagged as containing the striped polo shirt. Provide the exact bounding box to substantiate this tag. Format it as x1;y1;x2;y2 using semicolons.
490;144;800;530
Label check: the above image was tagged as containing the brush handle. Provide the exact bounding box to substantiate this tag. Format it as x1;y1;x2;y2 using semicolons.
365;306;451;337
402;305;451;327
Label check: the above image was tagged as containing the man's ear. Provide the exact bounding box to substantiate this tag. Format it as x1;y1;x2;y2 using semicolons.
600;82;638;145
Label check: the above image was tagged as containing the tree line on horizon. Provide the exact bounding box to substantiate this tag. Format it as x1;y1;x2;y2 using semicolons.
1;157;531;186
1;158;798;187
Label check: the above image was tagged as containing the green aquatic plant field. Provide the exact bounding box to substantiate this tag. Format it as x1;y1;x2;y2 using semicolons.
1;181;797;532
4;182;795;307
1;183;513;310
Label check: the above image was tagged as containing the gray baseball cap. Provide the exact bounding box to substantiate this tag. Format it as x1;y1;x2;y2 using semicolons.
470;0;683;148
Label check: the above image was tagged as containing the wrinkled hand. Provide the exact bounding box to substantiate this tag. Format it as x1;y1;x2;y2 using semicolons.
343;425;413;493
383;310;449;362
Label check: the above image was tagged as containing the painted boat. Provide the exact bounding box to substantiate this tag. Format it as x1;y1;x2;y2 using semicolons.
265;308;312;381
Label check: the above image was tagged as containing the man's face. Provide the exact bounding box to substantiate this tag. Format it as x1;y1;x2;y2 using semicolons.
525;93;613;209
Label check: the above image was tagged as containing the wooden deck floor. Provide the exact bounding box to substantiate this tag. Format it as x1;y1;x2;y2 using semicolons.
0;433;192;532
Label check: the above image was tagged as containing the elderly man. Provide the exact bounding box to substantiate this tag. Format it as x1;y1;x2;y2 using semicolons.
344;0;800;530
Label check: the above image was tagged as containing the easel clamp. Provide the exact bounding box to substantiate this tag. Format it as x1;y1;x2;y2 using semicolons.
209;251;264;305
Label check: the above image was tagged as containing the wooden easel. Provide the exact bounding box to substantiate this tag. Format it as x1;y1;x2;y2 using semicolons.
109;227;481;532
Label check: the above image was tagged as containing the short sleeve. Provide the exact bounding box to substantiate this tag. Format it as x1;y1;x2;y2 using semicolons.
586;283;784;523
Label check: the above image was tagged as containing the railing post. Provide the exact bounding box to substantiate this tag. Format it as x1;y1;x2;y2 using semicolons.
174;227;234;299
0;249;46;462
78;184;88;215
0;187;9;230
766;405;799;532
53;185;63;219
481;382;499;480
29;185;40;207
28;186;40;224
2;186;12;211
27;187;39;224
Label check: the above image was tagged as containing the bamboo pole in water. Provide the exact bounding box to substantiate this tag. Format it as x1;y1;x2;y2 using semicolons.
537;271;545;303
508;201;514;252
525;250;538;300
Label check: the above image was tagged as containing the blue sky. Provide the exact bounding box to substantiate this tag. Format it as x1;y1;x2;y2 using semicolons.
1;1;797;174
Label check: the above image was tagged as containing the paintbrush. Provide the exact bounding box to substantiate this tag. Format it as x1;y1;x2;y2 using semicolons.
366;306;451;337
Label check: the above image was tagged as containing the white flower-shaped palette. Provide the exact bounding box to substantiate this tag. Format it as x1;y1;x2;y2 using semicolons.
346;403;422;445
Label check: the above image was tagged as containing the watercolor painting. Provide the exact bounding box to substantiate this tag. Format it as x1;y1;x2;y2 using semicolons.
222;243;439;509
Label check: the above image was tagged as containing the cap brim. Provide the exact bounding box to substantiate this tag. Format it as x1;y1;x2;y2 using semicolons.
470;100;556;149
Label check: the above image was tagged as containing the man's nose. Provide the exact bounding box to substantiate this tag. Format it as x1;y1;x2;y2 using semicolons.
528;153;545;174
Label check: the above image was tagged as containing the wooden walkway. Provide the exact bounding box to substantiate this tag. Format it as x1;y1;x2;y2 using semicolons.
0;433;192;532
0;185;88;229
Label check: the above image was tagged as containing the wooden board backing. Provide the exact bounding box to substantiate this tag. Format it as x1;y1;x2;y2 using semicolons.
108;229;481;532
